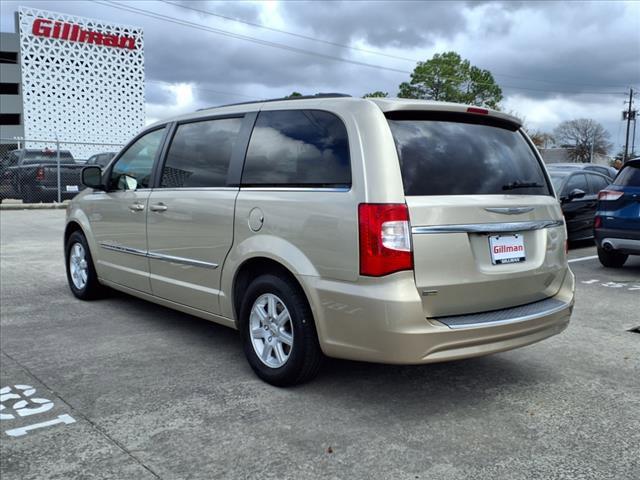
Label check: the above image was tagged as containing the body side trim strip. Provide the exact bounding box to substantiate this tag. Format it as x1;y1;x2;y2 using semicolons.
99;242;218;269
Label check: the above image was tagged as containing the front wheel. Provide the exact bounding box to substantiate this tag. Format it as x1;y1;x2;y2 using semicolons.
65;231;104;299
240;274;322;386
597;247;628;268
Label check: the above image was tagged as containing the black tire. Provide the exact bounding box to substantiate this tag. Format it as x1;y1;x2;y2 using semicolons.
597;247;628;268
65;230;104;300
239;273;323;386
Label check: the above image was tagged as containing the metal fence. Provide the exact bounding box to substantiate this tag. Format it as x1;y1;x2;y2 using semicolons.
1;138;124;204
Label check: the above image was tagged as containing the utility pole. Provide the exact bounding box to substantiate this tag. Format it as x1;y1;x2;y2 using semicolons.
623;88;634;162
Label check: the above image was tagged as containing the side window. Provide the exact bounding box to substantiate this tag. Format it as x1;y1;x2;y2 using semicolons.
241;110;351;187
109;128;165;190
587;174;608;194
86;155;97;165
564;173;588;196
161;117;242;188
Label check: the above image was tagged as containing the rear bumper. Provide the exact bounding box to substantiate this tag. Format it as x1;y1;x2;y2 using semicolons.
302;268;574;364
595;228;640;255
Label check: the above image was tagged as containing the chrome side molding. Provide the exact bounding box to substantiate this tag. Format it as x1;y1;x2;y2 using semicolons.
99;242;147;257
146;252;218;269
99;242;218;269
411;219;564;235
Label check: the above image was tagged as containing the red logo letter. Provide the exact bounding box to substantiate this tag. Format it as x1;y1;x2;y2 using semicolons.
32;18;52;37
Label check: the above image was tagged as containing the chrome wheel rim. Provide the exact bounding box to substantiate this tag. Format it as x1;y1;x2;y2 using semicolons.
249;293;294;368
69;242;88;290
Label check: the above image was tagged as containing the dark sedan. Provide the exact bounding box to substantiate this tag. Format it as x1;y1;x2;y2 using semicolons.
547;162;618;181
549;169;611;241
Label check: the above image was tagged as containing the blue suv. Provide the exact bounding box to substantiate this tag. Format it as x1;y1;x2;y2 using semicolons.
594;159;640;267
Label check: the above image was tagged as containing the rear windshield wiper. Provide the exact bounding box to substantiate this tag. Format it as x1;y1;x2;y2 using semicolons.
502;181;544;191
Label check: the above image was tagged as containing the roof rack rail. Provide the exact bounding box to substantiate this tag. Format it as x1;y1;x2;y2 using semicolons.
197;93;352;111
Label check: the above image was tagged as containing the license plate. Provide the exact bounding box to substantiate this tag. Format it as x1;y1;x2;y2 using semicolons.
489;234;526;265
65;185;79;192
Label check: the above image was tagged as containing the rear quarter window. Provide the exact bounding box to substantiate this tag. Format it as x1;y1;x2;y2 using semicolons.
387;117;552;196
242;109;351;188
613;164;640;187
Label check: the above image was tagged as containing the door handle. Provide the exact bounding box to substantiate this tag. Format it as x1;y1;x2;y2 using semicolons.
128;202;145;212
150;203;168;212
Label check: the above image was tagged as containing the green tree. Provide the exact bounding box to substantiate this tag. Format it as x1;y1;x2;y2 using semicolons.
286;91;303;98
363;91;389;98
398;51;503;109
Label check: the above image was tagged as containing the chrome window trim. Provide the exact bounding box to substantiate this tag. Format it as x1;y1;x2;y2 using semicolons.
411;219;564;235
99;243;218;269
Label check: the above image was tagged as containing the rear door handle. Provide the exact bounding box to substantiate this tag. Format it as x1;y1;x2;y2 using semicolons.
150;203;168;212
128;202;145;212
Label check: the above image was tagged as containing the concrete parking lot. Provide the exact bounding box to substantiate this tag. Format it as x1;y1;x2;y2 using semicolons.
1;209;638;480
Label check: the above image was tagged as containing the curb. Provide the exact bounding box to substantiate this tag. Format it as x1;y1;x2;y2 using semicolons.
1;203;69;210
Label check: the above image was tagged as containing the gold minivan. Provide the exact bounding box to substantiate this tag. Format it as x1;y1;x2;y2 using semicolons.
66;95;575;385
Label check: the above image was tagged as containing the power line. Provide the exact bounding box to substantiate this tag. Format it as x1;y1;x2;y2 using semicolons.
158;0;635;90
95;1;630;96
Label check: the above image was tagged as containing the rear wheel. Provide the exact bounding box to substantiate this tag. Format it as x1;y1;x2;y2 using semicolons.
65;230;103;299
597;247;628;268
240;274;322;386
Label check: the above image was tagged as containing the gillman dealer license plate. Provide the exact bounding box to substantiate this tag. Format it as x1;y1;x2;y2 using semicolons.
489;234;526;265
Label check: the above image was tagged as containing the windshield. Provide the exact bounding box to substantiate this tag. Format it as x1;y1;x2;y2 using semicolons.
388;118;552;196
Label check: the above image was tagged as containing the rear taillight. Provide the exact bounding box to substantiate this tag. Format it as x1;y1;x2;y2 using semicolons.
594;216;602;229
35;167;45;181
598;190;623;201
358;203;413;276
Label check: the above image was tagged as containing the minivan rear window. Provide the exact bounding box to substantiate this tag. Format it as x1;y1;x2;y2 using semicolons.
613;164;640;187
387;117;551;196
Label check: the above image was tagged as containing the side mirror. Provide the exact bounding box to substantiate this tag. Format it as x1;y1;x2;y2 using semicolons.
568;188;586;201
82;166;104;190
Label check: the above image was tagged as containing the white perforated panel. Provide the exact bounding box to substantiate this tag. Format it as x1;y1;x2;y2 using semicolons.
18;7;145;158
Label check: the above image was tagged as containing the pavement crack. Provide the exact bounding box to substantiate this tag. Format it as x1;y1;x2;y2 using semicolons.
1;349;163;480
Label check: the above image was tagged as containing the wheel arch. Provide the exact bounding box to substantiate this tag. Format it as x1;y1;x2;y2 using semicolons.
231;256;314;330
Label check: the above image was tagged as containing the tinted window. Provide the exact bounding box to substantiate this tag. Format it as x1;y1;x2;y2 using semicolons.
110;128;165;190
161;118;242;188
242;110;351;187
564;173;588;195
613;164;640;187
388;119;551;196
587;174;609;194
550;173;567;193
86;155;97;165
23;151;74;164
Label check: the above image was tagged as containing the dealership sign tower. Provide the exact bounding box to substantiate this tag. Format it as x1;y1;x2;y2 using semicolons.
0;7;145;157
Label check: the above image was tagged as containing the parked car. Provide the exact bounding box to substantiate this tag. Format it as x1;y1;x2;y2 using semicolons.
548;169;611;241
0;148;84;203
86;152;117;168
547;162;618;181
65;95;575;386
594;159;640;267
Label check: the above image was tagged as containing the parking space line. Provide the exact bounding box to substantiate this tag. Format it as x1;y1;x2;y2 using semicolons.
568;255;598;264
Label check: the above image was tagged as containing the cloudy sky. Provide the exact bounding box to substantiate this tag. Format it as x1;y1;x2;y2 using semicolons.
2;0;639;153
